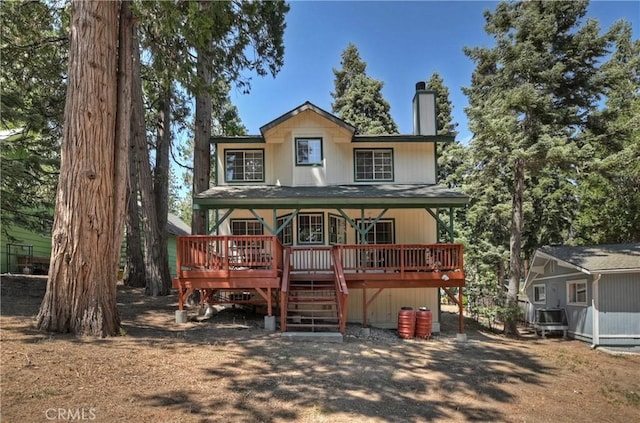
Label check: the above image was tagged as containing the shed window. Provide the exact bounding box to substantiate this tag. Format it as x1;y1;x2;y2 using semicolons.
533;284;546;304
567;280;587;306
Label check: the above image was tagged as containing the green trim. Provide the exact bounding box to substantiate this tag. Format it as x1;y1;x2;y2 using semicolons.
211;135;265;144
353;134;454;143
353;148;394;182
425;208;454;242
296;212;325;245
295;137;323;166
223;148;265;183
328;213;347;245
355;216;396;244
229;218;264;235
210;208;235;233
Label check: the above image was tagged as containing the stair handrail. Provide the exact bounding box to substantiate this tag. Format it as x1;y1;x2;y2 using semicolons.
332;247;349;333
280;247;291;332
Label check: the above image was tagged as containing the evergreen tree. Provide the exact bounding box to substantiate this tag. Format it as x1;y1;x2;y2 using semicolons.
1;1;67;235
574;21;640;244
463;0;612;334
331;43;398;134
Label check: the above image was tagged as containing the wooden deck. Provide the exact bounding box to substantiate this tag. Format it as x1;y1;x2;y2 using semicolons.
172;236;466;333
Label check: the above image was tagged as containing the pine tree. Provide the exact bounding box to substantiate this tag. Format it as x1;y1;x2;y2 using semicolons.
463;0;612;334
574;21;640;244
331;43;398;134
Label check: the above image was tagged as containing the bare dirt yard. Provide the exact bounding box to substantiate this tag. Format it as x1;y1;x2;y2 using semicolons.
1;275;639;423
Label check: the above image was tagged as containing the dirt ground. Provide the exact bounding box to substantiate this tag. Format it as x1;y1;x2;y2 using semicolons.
1;275;639;423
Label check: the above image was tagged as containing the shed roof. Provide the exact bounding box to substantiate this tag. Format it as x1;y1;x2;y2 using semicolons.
167;213;190;236
539;243;640;272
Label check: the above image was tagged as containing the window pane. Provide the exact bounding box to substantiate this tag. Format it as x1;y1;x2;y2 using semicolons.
225;150;263;182
277;216;293;246
298;213;324;244
296;139;322;165
355;150;392;181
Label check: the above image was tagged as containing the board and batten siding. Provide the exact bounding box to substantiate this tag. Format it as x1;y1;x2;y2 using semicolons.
347;287;440;331
596;273;640;346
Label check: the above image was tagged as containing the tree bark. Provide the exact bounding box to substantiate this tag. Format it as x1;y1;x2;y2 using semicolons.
191;1;213;235
123;154;146;287
37;0;128;336
131;32;170;296
506;156;524;336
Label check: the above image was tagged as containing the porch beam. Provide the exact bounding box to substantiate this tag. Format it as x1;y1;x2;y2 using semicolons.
254;287;272;316
425;208;454;242
250;210;274;234
209;208;235;233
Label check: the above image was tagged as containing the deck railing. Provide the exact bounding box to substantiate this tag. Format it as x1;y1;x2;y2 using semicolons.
289;246;333;272
338;243;463;273
280;248;292;332
332;248;349;333
177;235;283;273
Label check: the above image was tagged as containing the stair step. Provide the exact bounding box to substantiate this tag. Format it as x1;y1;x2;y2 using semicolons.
286;323;340;329
287;314;338;320
290;285;335;290
288;297;336;303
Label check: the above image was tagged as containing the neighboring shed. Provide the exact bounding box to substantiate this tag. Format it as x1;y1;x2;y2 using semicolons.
2;213;191;277
524;243;640;347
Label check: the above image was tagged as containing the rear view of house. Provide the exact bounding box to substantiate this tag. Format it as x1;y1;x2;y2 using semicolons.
524;243;640;348
174;82;469;335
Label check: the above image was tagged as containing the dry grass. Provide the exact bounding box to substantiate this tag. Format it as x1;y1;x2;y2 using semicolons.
1;275;639;422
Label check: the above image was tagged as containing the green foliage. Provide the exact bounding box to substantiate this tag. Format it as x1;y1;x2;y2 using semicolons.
1;0;68;235
331;43;398;134
461;0;621;332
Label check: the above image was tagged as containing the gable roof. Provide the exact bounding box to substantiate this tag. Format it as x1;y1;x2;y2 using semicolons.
537;243;640;273
167;213;190;236
525;243;640;289
259;101;356;136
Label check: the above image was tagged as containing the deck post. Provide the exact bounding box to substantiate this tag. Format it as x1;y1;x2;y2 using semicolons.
362;288;367;327
458;288;464;334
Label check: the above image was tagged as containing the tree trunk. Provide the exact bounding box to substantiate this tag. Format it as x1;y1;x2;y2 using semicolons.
191;4;213;235
131;29;170;296
122;17;146;289
37;0;129;336
123;156;146;287
506;157;524;336
152;88;173;287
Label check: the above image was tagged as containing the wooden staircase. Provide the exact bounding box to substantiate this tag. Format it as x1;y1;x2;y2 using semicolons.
284;275;340;332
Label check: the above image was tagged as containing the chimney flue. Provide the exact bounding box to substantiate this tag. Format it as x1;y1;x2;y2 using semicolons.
412;82;436;136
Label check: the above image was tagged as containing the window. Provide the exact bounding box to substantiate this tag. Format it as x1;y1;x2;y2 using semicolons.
295;138;323;166
230;219;263;235
354;149;393;181
297;213;324;244
533;284;546;304
329;214;346;244
567;280;587;305
276;215;293;246
356;219;394;244
225;150;264;182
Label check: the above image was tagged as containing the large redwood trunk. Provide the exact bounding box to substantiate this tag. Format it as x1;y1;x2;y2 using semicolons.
37;0;130;336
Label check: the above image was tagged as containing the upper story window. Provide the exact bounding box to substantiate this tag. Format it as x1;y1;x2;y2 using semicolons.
225;149;264;182
354;149;393;181
295;138;323;166
567;280;587;306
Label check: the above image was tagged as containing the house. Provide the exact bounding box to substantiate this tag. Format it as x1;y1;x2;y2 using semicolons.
174;82;470;335
523;243;640;347
1;213;191;278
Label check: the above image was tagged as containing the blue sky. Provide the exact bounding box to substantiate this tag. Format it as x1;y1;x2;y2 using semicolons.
231;0;639;144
